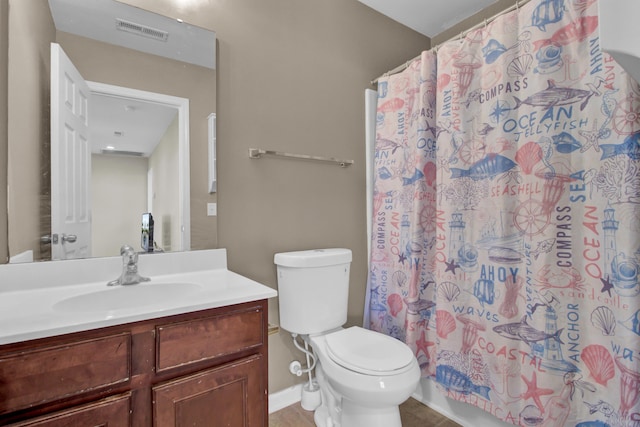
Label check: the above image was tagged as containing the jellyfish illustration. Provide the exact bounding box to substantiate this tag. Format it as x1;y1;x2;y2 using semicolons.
615;356;640;416
456;314;486;353
581;344;615;386
452;54;482;97
590;306;616;336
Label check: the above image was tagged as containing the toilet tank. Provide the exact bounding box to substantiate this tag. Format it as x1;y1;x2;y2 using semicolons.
274;248;352;335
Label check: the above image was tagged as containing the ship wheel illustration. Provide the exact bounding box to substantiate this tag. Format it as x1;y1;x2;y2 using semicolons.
612;96;640;135
419;205;437;234
458;138;486;165
513;174;571;237
513;199;548;237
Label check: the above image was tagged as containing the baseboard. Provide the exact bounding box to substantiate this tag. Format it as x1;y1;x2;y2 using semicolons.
268;383;303;414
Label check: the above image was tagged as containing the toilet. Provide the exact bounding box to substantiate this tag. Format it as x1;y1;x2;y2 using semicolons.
275;248;421;427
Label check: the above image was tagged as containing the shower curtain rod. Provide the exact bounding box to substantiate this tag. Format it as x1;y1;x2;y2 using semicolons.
370;0;532;85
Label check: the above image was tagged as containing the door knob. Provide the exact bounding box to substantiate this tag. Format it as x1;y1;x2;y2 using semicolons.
61;234;77;243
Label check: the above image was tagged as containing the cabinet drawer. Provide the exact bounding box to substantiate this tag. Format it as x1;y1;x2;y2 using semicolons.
0;333;131;415
8;393;131;427
156;307;263;372
153;356;263;427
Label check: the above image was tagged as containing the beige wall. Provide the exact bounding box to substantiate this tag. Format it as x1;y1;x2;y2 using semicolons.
119;0;430;393
91;154;148;257
149;115;180;252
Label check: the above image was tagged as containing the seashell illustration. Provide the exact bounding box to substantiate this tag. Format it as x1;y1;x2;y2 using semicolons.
436;310;457;339
437;74;451;90
387;293;403;317
507;54;533;78
438;281;461;302
552;132;582;153
590;306;616;336
392;270;408;288
581;344;615;386
515;141;543;175
423;162;437;187
621;309;640;336
482;39;507;64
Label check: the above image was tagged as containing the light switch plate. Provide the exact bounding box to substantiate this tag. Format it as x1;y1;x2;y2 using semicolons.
207;203;217;216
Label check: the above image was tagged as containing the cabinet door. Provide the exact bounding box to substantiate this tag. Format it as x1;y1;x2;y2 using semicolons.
153;355;264;427
9;393;130;427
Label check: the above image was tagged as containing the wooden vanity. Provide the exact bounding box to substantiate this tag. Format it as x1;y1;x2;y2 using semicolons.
0;299;268;426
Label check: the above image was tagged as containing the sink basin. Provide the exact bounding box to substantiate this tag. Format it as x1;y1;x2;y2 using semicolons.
53;282;203;313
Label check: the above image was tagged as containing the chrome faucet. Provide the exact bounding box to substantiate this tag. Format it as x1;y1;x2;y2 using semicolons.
107;245;151;286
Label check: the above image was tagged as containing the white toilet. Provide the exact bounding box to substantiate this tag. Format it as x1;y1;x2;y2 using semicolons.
275;248;421;427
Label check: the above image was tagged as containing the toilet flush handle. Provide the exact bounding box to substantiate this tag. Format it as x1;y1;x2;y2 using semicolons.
289;361;303;376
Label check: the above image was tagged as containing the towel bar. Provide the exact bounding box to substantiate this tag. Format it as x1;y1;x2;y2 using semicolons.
249;148;354;168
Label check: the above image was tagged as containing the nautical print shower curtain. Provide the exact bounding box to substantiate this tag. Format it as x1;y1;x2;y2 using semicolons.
367;0;640;425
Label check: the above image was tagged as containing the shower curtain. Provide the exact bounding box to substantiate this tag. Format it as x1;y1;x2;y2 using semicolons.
367;0;640;425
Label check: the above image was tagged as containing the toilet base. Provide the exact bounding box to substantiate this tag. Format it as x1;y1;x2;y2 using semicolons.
341;401;402;427
312;400;402;427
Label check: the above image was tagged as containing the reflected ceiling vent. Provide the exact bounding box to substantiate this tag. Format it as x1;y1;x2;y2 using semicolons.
115;18;169;42
101;149;145;157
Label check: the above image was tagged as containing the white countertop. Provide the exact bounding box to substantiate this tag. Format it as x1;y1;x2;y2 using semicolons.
0;249;277;345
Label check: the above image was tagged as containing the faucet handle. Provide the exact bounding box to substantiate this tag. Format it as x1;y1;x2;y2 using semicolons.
120;244;135;256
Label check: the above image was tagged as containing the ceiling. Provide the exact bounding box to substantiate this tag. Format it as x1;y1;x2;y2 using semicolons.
48;0;215;157
358;0;500;37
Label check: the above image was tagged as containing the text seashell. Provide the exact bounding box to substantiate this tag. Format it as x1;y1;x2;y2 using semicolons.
590;306;616;336
581;344;615;386
436;310;457;339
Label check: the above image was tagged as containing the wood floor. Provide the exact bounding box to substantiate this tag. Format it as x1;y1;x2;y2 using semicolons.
269;397;462;427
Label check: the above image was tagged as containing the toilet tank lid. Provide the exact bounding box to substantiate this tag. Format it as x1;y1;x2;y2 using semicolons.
274;248;352;268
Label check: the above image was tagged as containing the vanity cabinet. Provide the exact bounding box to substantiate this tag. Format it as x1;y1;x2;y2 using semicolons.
0;300;268;426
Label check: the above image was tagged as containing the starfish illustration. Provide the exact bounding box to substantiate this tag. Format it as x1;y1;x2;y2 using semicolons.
415;330;435;358
444;258;460;274
579;121;602;153
600;275;614;297
521;371;554;412
398;253;408;264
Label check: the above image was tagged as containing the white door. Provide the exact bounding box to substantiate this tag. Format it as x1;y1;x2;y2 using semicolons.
50;43;91;260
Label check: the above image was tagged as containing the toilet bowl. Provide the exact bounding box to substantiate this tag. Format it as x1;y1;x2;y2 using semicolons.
308;326;421;427
274;249;421;427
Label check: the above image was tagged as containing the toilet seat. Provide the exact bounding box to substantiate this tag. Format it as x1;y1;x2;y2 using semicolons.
324;327;415;376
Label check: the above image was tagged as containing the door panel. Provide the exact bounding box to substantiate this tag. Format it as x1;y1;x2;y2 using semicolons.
50;43;91;260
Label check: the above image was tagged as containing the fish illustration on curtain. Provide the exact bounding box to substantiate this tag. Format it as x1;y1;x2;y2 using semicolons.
368;0;640;425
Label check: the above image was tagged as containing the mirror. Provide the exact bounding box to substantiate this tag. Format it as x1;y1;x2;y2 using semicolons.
5;0;216;263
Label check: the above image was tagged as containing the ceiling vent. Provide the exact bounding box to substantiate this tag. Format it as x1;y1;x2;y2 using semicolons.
115;18;169;42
